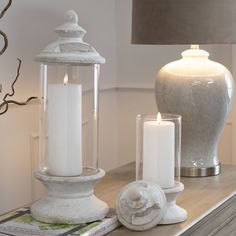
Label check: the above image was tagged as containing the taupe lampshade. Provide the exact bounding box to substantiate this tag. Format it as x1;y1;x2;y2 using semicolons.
132;0;236;44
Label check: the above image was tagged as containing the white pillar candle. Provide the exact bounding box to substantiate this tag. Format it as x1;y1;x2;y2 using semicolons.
48;75;82;176
143;113;175;188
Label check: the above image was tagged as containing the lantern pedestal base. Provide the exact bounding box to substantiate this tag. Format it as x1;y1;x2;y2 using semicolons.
30;168;108;224
160;182;187;224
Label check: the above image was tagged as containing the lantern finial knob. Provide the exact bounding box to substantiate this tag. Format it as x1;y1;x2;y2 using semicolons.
65;10;78;24
36;10;105;65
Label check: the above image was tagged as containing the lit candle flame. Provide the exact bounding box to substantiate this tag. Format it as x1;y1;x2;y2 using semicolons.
63;73;68;85
157;112;161;124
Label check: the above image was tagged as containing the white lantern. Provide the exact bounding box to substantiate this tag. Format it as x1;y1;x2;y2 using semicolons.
30;10;108;224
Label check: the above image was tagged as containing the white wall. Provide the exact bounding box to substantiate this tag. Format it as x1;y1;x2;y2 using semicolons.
99;89;118;170
0;0;117;99
0;103;38;213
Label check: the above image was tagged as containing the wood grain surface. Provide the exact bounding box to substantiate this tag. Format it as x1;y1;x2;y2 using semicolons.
95;163;236;236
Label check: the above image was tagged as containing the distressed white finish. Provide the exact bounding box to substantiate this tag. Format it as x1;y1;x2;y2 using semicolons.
156;48;234;175
160;182;187;224
31;10;109;224
116;180;167;231
30;168;108;224
35;10;105;65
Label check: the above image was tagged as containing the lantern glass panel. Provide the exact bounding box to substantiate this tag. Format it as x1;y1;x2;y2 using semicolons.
136;113;181;188
39;63;100;176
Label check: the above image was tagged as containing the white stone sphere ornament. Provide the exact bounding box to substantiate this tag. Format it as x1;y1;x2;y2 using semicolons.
116;181;187;231
116;181;167;231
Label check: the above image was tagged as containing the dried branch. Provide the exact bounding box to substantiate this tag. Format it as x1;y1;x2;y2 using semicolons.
0;30;8;55
0;0;39;115
0;0;12;55
0;97;38;115
0;0;12;19
0;58;38;115
4;58;21;99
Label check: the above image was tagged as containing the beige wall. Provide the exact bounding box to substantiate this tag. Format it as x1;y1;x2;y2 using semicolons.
0;103;38;213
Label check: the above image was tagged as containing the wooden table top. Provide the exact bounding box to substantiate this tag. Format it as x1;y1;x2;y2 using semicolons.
95;163;236;236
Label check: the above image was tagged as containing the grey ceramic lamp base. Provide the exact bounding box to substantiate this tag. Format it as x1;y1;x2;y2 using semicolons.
155;47;234;177
31;168;108;224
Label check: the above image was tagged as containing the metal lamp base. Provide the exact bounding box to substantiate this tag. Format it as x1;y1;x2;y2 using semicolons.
181;163;221;177
31;168;109;224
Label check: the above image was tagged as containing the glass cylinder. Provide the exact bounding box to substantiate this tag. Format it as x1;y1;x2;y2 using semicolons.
136;113;181;188
39;63;100;177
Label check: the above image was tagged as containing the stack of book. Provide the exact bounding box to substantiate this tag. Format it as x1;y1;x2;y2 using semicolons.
0;208;120;236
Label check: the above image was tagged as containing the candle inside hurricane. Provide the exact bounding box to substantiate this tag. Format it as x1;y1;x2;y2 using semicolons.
48;73;82;176
136;113;186;224
143;112;175;188
31;10;109;224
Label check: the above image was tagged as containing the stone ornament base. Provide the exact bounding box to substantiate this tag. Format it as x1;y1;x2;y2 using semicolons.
30;168;109;224
160;182;187;224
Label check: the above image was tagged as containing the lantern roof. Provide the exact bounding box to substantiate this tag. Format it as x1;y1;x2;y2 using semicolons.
35;10;105;65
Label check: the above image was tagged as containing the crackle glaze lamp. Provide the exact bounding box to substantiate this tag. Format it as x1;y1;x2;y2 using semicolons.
132;0;235;177
30;10;108;224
